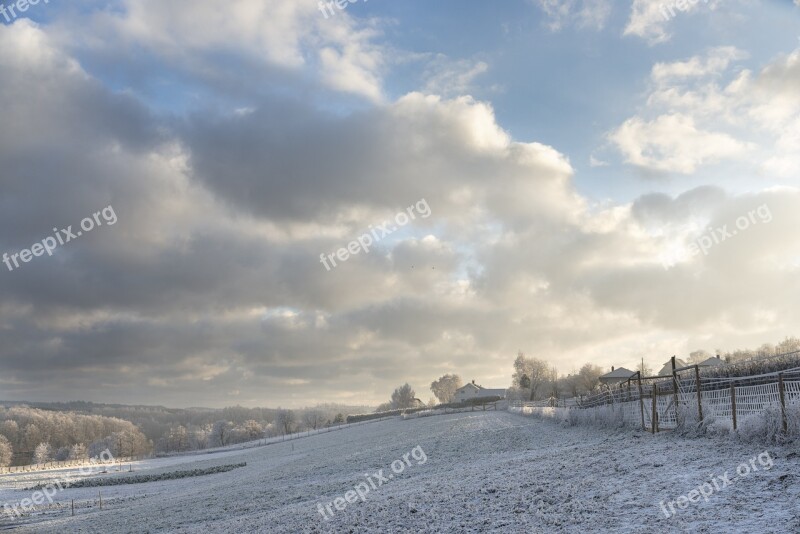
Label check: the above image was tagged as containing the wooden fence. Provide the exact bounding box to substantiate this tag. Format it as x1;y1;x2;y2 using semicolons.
511;359;800;434
0;456;145;475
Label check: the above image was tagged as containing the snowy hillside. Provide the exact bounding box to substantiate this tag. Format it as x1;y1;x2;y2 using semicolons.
2;410;798;533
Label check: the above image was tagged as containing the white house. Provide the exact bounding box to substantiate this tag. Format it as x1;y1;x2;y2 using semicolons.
658;358;687;376
697;356;726;368
453;381;506;403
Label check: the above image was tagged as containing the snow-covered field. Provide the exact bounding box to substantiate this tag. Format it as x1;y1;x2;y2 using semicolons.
2;410;798;533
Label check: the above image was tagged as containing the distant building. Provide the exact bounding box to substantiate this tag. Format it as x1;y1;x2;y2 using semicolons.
658;358;687;376
697;356;726;368
598;367;636;385
453;380;506;403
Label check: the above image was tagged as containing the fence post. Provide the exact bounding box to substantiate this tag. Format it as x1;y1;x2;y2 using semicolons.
671;356;680;427
71;499;74;516
651;383;658;434
637;372;646;431
779;372;788;433
730;382;737;431
694;365;703;423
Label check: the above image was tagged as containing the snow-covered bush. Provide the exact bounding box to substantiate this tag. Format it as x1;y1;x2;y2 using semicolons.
567;405;627;429
674;402;717;437
737;401;800;444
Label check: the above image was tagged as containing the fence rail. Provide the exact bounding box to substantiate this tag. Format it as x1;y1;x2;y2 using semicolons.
511;360;800;434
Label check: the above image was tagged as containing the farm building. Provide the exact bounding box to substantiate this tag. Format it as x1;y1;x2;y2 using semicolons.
658;358;687;376
598;367;636;385
453;381;506;403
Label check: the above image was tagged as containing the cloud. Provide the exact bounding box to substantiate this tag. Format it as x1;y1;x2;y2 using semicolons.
2;7;800;409
623;0;724;44
60;0;386;102
422;56;490;97
624;0;672;43
650;47;747;84
610;47;800;177
610;114;752;174
532;0;612;31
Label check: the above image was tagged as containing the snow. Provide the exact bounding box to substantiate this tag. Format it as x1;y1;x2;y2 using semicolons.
1;410;798;532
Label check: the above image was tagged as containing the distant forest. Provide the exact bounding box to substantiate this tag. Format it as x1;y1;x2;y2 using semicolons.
0;401;372;466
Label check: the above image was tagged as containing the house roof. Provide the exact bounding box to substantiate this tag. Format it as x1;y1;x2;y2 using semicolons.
697;357;726;367
599;367;636;381
658;358;687;376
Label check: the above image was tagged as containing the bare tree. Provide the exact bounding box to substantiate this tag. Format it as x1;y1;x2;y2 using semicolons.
430;374;463;404
637;358;653;377
302;410;324;430
275;409;296;435
211;421;232;447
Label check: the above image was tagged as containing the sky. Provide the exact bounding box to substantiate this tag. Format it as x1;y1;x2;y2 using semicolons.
1;0;799;408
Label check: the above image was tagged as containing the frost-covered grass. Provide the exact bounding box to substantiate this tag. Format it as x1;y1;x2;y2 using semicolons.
2;410;798;533
27;463;247;490
517;396;800;446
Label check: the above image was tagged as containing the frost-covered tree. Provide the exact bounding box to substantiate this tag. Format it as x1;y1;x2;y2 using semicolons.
0;406;151;456
0;420;19;443
189;425;211;450
390;384;416;409
776;337;800;355
577;364;605;395
430;374;462;404
688;350;712;364
512;352;550;401
68;443;88;461
22;423;44;450
242;420;263;439
0;435;13;467
33;442;52;464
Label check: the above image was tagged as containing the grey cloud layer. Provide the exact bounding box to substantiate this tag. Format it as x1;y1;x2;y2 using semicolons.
1;6;799;408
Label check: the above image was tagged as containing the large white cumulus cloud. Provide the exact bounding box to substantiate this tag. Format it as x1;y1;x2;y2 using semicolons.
0;4;798;408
